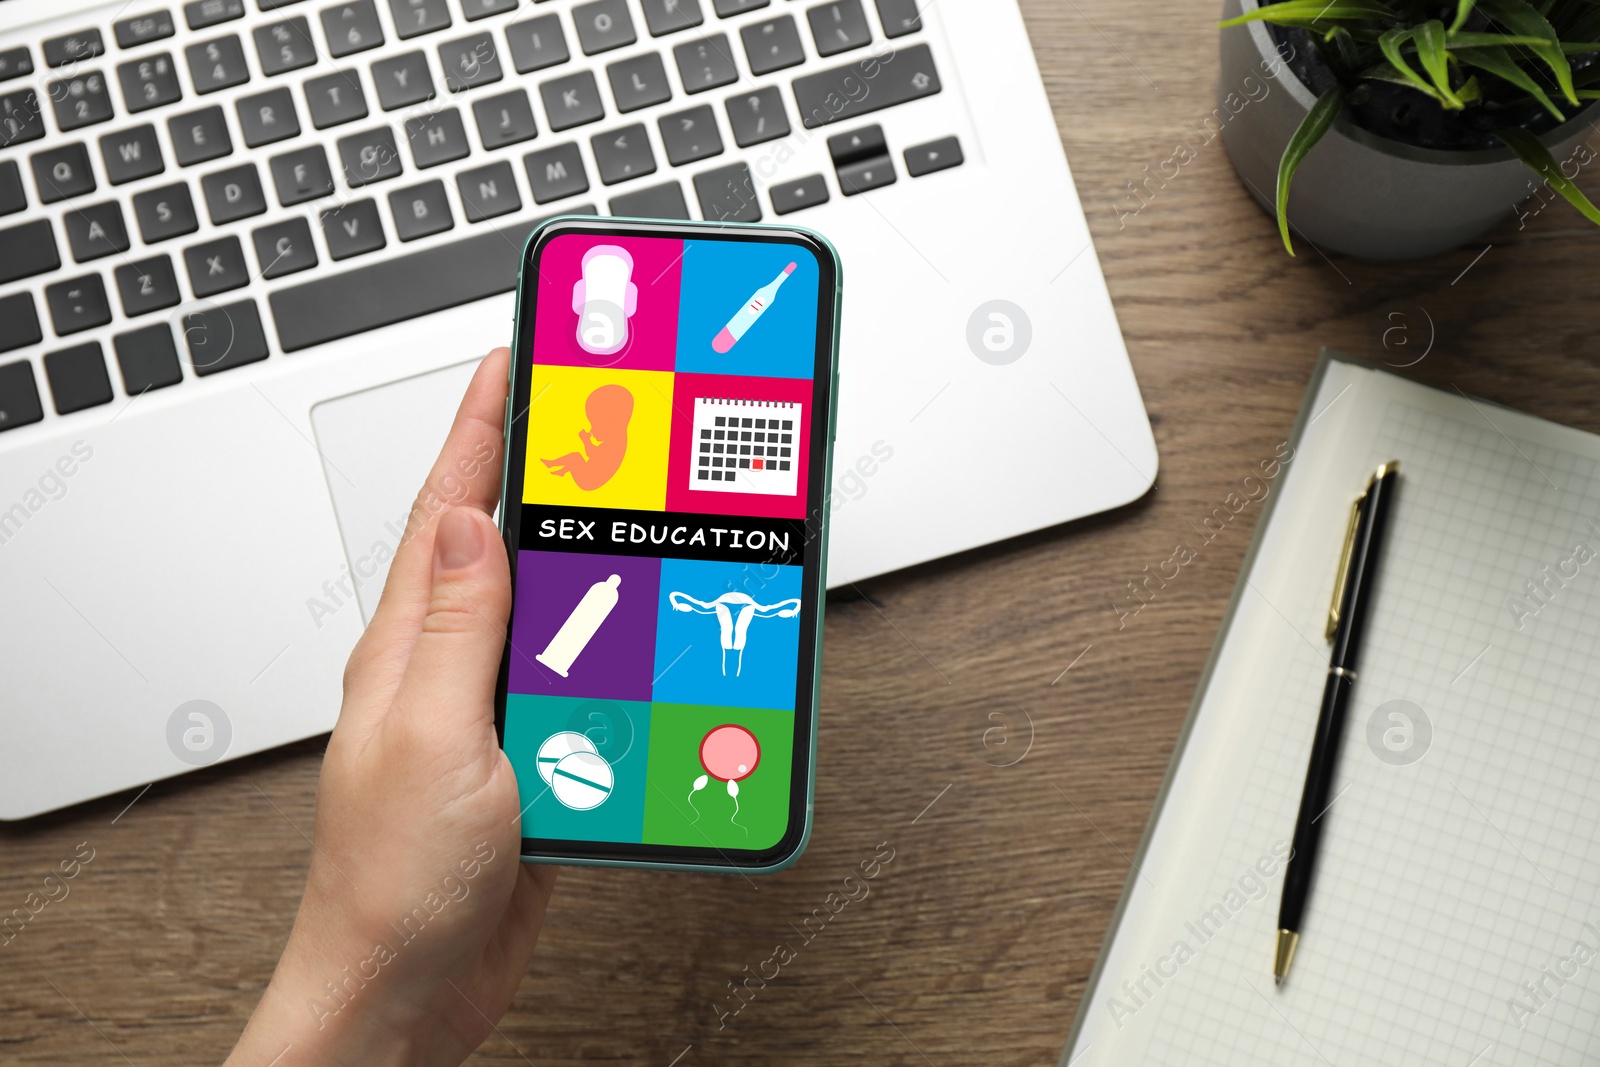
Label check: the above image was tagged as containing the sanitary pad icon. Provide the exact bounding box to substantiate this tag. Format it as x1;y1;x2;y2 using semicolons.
572;245;638;357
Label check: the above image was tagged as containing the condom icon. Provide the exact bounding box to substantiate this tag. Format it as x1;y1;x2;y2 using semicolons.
571;245;638;357
687;724;760;834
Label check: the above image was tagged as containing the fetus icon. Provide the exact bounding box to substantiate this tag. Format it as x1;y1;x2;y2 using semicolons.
572;245;638;357
542;384;633;490
667;591;801;676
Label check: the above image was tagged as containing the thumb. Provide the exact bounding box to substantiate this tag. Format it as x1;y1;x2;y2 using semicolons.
390;506;511;735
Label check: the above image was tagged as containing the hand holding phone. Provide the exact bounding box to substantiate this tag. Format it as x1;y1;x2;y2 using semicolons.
497;218;843;874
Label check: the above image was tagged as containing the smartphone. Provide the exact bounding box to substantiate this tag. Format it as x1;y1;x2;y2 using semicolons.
495;216;842;874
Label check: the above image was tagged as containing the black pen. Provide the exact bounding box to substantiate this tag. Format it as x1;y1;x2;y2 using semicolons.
1275;460;1401;985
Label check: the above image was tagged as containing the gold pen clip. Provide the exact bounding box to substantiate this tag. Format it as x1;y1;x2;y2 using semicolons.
1326;462;1400;640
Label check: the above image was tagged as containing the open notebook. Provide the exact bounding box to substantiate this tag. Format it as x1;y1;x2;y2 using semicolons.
1062;352;1600;1066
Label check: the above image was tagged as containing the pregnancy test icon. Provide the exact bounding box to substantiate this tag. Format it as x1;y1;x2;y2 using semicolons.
712;262;796;353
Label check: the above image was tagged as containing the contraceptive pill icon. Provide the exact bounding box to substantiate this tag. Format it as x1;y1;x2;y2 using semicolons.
712;262;795;353
535;732;615;810
536;574;621;677
572;245;638;357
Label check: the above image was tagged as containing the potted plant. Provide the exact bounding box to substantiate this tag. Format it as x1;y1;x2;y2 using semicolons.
1218;0;1600;258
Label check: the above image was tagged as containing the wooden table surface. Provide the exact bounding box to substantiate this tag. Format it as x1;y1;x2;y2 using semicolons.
7;1;1600;1063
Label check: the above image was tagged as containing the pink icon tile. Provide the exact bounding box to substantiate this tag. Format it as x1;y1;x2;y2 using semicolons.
529;232;683;372
665;372;815;520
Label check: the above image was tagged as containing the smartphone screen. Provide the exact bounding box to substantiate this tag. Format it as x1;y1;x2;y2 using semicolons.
498;219;839;869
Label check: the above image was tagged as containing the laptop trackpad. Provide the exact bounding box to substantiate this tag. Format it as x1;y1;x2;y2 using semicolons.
310;358;482;624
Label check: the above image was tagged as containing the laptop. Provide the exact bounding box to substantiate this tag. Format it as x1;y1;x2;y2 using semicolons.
0;0;1156;819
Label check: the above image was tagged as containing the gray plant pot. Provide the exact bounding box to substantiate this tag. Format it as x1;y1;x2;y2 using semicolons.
1219;0;1600;259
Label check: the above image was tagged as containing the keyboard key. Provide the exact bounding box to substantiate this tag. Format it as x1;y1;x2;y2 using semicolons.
836;156;892;194
186;0;246;29
405;107;470;167
389;0;451;39
769;174;827;214
642;0;704;36
724;87;787;147
32;144;96;202
186;35;250;93
0;161;23;214
44;343;113;413
270;215;554;350
457;160;519;221
609;179;688;218
674;34;737;93
183;299;268;375
338;126;403;186
466;0;518;17
827;122;885;165
439;33;503;92
794;43;940;128
389;179;453;240
874;0;922;37
305;71;368;127
322;198;387;259
592;124;655;185
323;1;386;58
0;47;34;81
115;12;177;48
114;324;183;393
905;135;961;177
270;145;335;204
540;70;604;132
259;0;309;9
524;142;588;203
572;0;636;55
741;15;803;75
44;31;105;68
45;275;113;336
118;53;182;113
1;90;45;147
0;359;43;431
808;0;871;56
608;53;671;113
658;105;721;166
101;125;165;184
506;15;568;73
252;217;318;277
65;201;132;261
373;51;434;110
202;163;267;222
693;161;760;222
0;293;42;354
133;183;199;241
185;235;249;297
0;220;61;284
114;254;182;315
49;72;115;132
713;0;768;14
169;105;232;165
255;16;318;75
237;87;300;146
472;89;537;148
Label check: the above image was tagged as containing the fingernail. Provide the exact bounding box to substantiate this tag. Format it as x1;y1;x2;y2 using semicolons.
435;508;485;572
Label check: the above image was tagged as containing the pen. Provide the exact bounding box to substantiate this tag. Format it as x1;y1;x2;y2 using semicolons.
1275;460;1401;985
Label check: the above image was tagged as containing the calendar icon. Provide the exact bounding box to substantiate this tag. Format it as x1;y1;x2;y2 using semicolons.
689;397;801;497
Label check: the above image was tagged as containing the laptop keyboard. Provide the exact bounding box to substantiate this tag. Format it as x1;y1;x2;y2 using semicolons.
0;0;963;433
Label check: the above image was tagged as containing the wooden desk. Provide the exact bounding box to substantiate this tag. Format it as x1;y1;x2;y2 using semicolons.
6;1;1600;1063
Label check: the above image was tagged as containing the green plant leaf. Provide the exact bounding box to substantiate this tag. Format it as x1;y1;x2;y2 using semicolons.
1579;88;1600;96
1444;31;1559;45
1219;0;1397;28
1458;45;1567;116
1495;124;1600;223
1450;0;1477;33
1560;40;1600;50
1478;0;1579;102
1378;27;1447;101
1276;87;1342;256
1415;19;1467;105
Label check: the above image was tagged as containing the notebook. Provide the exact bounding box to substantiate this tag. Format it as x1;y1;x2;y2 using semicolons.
688;397;801;498
1062;351;1600;1067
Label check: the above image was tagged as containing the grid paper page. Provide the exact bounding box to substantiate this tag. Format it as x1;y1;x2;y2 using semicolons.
1068;360;1600;1066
